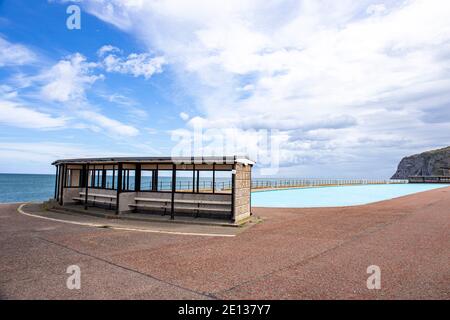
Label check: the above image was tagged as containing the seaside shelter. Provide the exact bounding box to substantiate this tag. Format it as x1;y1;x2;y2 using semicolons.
52;156;254;223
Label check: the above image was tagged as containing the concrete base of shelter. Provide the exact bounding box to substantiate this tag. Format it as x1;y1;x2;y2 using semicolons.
49;202;255;227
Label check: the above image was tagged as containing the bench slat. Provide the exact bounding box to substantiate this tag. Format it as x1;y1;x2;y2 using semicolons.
80;192;116;199
174;206;230;212
179;200;231;205
130;203;230;212
73;198;114;205
134;197;169;202
134;197;231;205
91;200;115;205
129;203;169;209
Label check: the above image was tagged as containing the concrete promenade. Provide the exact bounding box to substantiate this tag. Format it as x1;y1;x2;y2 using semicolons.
0;187;449;299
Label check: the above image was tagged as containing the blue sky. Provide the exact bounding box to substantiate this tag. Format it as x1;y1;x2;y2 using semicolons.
1;0;449;177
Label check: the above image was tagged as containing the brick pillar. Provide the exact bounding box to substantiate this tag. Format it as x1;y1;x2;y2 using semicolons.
233;163;252;223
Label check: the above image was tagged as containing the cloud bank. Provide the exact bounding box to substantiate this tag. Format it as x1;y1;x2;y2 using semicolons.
1;41;166;139
0;36;36;67
78;0;450;176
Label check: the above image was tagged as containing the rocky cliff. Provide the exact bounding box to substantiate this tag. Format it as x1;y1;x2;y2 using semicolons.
391;146;450;179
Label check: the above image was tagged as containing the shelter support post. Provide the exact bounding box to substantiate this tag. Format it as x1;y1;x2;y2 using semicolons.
170;164;176;220
84;164;89;210
115;163;122;214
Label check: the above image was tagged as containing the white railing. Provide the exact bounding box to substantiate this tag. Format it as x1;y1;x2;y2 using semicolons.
251;178;408;189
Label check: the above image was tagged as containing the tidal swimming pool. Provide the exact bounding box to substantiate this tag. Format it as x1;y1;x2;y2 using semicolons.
251;183;449;208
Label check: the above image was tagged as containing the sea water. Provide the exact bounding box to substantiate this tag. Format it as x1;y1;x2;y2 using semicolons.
0;174;230;203
0;174;56;203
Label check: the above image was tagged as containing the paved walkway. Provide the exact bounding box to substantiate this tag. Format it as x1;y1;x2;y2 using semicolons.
1;187;449;299
20;203;248;237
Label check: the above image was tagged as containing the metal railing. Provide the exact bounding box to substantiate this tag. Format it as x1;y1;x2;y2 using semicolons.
157;180;232;192
109;180;233;192
106;178;409;192
251;178;408;189
408;176;450;183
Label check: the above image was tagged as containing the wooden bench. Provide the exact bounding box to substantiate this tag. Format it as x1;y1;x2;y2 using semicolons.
130;197;231;216
73;192;116;209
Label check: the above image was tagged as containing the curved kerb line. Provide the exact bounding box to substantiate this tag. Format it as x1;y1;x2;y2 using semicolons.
17;204;235;238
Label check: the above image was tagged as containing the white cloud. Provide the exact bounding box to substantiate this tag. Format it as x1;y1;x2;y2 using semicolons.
101;52;165;79
0;37;36;67
1;47;144;139
100;93;148;119
98;44;166;78
97;44;121;57
0;85;18;99
0;141;148;173
366;4;387;15
77;110;139;137
0;142;87;173
40;53;103;102
103;93;136;106
179;112;189;121
0;100;67;129
0;142;92;163
37;47;164;105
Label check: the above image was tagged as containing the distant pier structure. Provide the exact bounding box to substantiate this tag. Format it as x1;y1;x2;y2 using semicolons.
408;166;450;183
52;156;254;224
